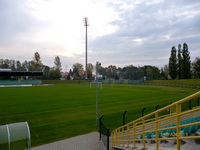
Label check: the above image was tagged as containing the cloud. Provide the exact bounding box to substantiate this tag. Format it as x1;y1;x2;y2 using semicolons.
89;0;200;67
0;0;200;70
0;0;46;43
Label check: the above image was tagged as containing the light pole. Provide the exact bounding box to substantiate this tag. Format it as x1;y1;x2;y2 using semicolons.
83;17;89;80
96;61;101;125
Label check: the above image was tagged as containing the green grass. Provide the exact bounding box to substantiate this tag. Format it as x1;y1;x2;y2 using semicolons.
0;83;199;147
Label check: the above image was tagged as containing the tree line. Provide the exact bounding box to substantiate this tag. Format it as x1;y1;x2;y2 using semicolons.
1;43;200;80
71;43;200;80
168;43;200;79
67;63;161;80
0;52;62;80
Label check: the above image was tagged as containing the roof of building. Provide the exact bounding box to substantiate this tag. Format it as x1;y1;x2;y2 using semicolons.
0;71;43;76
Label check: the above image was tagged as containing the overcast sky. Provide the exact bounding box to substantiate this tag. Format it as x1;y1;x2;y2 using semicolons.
0;0;200;71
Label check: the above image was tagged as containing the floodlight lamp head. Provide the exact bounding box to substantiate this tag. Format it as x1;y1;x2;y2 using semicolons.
96;61;101;66
83;17;89;26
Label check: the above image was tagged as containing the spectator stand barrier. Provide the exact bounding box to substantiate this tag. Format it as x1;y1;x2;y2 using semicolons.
0;122;31;150
128;79;144;85
115;80;125;84
111;91;200;150
99;115;110;150
0;80;42;85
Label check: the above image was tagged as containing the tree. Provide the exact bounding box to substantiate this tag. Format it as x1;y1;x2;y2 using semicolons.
117;67;123;79
52;56;62;79
42;65;50;80
0;59;16;70
0;59;10;68
21;60;29;71
87;69;93;79
181;43;191;79
98;66;106;79
177;44;183;79
192;57;200;78
28;61;34;71
87;63;94;72
122;65;140;80
33;52;42;71
49;67;61;80
105;65;117;79
10;60;16;70
66;69;72;80
169;46;177;79
151;66;160;79
146;67;153;80
54;56;62;71
16;61;22;71
73;63;83;70
160;64;169;80
72;63;84;79
86;63;94;79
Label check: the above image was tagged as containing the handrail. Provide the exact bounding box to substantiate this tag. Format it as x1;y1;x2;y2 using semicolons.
111;91;200;150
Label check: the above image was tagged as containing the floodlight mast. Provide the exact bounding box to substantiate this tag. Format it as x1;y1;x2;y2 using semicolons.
96;61;101;125
83;17;89;80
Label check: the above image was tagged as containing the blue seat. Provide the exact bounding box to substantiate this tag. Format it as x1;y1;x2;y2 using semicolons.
181;126;192;135
137;134;143;139
145;132;153;139
150;132;162;138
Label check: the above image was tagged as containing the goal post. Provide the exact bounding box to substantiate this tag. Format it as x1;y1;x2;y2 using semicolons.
90;81;102;89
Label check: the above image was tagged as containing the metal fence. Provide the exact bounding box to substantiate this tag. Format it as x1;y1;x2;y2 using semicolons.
99;116;110;150
145;82;200;89
111;91;200;150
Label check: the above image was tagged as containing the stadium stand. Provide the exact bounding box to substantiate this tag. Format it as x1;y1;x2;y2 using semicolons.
0;80;42;85
0;70;43;85
111;91;200;150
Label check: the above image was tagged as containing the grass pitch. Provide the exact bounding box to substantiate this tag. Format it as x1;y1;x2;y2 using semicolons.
0;84;199;146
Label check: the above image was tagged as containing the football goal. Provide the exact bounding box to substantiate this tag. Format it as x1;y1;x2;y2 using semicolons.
90;81;102;89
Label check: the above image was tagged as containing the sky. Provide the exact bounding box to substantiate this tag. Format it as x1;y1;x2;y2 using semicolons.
0;0;200;72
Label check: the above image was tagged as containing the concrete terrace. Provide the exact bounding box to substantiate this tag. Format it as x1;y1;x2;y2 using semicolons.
32;132;106;150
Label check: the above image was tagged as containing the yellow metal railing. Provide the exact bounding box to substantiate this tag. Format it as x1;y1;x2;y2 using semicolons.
111;91;200;150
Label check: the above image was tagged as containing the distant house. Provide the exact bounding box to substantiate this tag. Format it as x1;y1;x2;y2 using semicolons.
61;72;69;78
78;69;85;79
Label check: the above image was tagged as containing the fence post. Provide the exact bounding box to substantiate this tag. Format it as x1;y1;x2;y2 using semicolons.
155;105;159;110
142;107;146;117
99;115;104;140
123;111;127;125
197;98;200;106
189;100;192;110
107;128;110;150
168;102;172;114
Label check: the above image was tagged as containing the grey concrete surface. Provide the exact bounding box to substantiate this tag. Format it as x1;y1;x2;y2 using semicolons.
32;132;106;150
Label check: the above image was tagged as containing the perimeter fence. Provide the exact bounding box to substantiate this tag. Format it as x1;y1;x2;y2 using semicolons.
145;82;200;89
99;97;200;149
99;116;110;150
41;79;200;89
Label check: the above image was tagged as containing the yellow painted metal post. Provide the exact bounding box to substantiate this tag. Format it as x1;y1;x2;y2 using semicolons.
127;126;130;148
118;129;120;146
176;103;181;150
111;133;114;147
142;118;146;149
113;132;116;146
116;130;119;146
133;122;137;148
122;127;124;147
155;112;159;150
